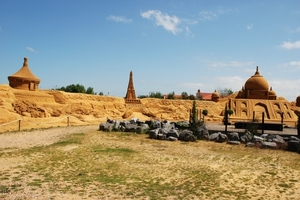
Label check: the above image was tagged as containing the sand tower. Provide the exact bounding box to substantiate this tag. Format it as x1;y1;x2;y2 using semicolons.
125;71;141;104
8;57;40;91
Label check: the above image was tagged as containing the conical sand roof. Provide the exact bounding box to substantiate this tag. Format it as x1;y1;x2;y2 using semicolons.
8;57;40;82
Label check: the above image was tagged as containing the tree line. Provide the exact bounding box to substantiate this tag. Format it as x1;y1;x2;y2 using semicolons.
54;84;233;99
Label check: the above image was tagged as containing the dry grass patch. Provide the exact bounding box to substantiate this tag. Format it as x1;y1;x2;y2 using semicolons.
0;129;300;199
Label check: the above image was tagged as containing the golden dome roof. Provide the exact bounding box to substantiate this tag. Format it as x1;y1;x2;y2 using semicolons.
211;90;220;98
269;87;276;96
244;66;269;91
8;57;40;82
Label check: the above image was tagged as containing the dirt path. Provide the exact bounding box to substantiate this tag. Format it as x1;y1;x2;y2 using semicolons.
0;125;99;149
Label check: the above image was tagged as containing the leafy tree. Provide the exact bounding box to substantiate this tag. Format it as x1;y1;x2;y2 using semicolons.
189;94;196;100
167;91;175;99
99;92;104;96
149;91;164;99
202;109;208;121
56;84;96;95
181;92;189;99
227;109;234;116
137;94;148;98
86;87;95;94
217;87;234;97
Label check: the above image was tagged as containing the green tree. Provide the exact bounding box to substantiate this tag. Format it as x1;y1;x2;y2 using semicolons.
149;91;164;99
99;92;104;96
190;100;199;133
167;91;175;99
181;92;189;99
86;87;95;94
189;94;196;100
202;109;208;121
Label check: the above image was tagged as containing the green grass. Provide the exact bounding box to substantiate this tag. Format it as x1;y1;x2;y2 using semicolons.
1;130;300;199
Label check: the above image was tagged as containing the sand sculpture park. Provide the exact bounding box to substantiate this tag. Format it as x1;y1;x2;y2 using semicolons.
1;57;300;199
1;57;300;133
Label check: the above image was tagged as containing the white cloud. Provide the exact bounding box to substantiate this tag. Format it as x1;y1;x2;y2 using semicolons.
289;61;300;68
26;47;38;53
199;9;234;21
205;60;254;68
268;79;300;101
247;24;253;30
141;10;182;35
199;11;218;21
107;15;132;23
280;40;300;49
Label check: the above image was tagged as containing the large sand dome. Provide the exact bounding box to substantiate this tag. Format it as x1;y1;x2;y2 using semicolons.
244;66;269;91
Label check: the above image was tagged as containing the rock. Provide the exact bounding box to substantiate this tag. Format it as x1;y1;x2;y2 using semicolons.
149;128;159;139
245;142;256;147
167;136;178;141
99;122;114;132
240;131;253;143
289;136;300;142
209;132;220;141
157;133;166;140
228;140;240;145
194;125;209;140
227;132;239;141
179;130;195;142
152;120;162;129
216;133;228;143
166;129;179;138
252;135;264;143
287;140;300;153
124;123;138;132
262;142;277;149
161;120;175;132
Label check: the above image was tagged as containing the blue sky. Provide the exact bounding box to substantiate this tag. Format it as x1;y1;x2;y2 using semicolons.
0;0;299;101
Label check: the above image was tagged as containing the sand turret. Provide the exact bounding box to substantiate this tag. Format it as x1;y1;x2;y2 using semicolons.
8;57;40;91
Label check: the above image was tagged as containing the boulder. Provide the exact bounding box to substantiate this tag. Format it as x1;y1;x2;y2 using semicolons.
240;131;253;143
99;122;114;132
227;132;239;141
216;133;228;143
209;132;221;141
252;135;264;143
194;125;209;140
149;128;159;139
262;142;277;149
179;130;195;142
287;140;300;153
124;123;139;132
166;128;179;138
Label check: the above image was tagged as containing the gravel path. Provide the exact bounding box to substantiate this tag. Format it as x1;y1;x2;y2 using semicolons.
0;125;99;149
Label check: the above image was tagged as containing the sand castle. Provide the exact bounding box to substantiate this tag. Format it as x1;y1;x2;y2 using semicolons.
228;67;297;124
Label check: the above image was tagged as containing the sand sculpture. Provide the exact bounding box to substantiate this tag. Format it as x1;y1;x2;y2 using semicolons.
211;90;220;102
236;66;276;100
125;71;141;104
8;57;40;91
228;67;297;124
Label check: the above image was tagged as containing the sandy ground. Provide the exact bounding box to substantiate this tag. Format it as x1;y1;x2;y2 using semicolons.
0;125;300;200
